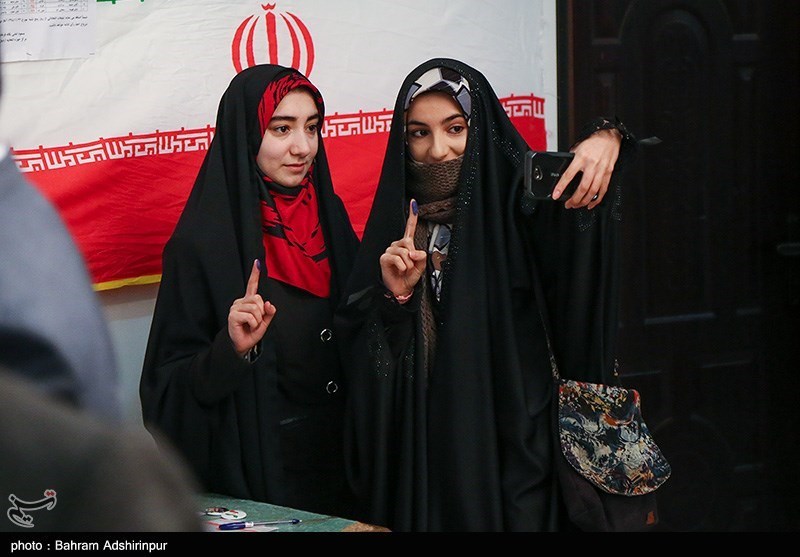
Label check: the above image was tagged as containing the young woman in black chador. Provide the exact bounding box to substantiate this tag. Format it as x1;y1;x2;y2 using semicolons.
336;58;636;531
140;65;358;518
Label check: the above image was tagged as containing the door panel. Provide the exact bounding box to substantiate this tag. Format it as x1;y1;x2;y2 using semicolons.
561;0;799;531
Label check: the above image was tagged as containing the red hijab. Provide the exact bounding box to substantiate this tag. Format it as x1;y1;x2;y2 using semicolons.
257;74;330;298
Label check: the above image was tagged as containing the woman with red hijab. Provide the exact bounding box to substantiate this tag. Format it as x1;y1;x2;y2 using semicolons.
140;65;358;518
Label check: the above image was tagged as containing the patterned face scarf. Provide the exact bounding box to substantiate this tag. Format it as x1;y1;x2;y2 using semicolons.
257;74;331;298
406;154;463;301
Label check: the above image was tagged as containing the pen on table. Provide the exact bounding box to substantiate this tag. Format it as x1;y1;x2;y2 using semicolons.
218;518;302;530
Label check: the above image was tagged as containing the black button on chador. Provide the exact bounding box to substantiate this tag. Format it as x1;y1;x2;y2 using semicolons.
320;328;333;342
326;381;338;394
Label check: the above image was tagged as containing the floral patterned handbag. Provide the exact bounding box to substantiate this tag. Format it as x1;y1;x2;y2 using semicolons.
551;364;671;531
527;243;671;531
540;331;673;531
556;371;672;497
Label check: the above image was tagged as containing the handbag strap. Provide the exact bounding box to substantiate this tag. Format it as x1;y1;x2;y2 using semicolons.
527;235;620;385
526;246;562;383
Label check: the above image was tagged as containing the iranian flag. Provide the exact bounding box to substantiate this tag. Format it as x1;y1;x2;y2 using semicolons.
1;0;558;290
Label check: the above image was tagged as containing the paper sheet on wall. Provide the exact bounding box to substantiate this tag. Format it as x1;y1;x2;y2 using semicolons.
0;0;95;62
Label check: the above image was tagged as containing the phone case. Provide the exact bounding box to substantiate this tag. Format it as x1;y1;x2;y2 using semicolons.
524;151;576;200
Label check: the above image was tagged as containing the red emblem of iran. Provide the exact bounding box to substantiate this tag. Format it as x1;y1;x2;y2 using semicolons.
232;3;315;76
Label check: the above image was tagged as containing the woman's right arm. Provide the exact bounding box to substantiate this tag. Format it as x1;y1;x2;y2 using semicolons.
140;237;254;422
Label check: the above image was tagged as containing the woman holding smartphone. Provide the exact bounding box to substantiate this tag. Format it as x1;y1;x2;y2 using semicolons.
336;58;636;531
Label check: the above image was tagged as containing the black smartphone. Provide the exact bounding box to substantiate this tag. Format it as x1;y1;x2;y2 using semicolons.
524;150;580;199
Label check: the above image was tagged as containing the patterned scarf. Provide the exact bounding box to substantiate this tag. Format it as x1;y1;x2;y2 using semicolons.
257;74;331;298
406;154;463;375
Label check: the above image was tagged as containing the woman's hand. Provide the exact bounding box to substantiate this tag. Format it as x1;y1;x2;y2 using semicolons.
552;128;622;210
228;259;277;357
380;199;427;298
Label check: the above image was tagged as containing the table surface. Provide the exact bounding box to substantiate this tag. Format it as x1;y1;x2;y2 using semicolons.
197;493;388;533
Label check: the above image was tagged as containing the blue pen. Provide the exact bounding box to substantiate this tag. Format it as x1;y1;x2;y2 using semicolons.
218;518;302;530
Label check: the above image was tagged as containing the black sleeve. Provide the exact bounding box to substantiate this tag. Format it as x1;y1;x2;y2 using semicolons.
141;236;253;412
139;236;263;492
573;115;639;171
524;116;631;385
189;328;255;405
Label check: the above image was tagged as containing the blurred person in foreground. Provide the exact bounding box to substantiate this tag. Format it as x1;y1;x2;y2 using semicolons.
0;344;202;532
0;41;119;422
0;35;202;531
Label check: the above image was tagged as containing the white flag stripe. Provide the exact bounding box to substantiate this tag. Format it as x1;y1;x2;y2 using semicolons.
0;1;558;152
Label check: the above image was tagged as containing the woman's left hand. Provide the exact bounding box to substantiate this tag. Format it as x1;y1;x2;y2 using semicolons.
552;128;622;210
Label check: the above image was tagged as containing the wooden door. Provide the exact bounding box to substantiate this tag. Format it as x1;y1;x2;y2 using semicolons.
560;0;800;531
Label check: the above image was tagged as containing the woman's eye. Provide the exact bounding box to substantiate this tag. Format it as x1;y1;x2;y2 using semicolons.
307;124;319;133
450;124;466;134
408;129;427;139
273;125;290;134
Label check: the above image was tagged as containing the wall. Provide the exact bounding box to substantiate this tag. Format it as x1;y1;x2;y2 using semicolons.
99;284;158;425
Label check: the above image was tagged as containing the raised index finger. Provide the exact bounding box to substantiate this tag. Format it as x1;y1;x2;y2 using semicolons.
404;199;419;240
245;259;261;296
